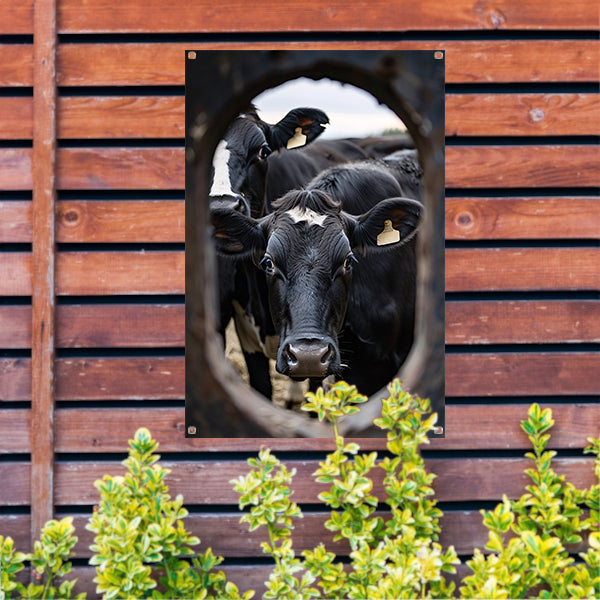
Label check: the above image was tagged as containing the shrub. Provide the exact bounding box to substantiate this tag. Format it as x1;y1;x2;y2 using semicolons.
232;380;599;600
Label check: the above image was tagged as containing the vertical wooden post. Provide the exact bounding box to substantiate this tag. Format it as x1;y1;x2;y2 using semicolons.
31;0;57;547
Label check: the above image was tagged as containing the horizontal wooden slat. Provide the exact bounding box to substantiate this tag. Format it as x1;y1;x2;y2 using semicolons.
2;402;596;455
56;41;600;86
56;200;184;243
446;248;599;292
446;352;600;396
446;145;599;188
55;0;598;33
1;462;29;505
56;251;184;295
57;96;184;139
0;45;33;86
45;93;600;140
53;146;599;190
447;300;600;344
3;353;597;402
447;93;600;137
0;506;589;560
5;197;597;245
46;456;595;505
0;149;32;190
0;305;31;348
0;201;32;242
0;98;33;139
0;1;33;35
0;253;32;296
446;197;600;240
56;148;183;190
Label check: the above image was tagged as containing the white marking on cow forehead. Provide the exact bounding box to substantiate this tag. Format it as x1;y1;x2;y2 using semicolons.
285;206;328;227
210;139;234;197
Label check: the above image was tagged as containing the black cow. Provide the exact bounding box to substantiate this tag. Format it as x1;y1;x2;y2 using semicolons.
211;156;423;397
210;105;414;399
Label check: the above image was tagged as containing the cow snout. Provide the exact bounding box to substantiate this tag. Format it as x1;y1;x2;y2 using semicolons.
281;340;334;379
210;194;249;216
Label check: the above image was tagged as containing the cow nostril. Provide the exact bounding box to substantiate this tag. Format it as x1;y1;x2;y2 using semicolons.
320;344;333;365
284;344;298;366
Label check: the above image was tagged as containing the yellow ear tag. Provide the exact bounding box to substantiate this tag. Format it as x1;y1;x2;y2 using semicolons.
377;219;400;246
286;127;307;149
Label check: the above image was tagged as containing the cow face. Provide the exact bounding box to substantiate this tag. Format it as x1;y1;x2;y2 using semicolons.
209;107;329;218
211;189;422;381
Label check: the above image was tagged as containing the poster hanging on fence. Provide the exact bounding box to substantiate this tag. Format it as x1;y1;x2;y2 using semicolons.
185;50;445;438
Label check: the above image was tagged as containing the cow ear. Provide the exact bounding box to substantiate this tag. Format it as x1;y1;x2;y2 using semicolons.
210;206;267;257
348;197;423;252
268;108;329;151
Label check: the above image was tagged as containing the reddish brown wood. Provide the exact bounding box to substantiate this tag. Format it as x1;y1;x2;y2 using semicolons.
31;0;58;549
447;300;600;344
1;462;30;505
55;357;183;400
0;149;33;190
56;200;184;243
55;304;184;347
0;45;34;86
57;96;184;139
447;145;599;188
50;456;596;506
446;93;600;137
0;201;32;243
0;253;32;296
56;0;598;33
446;197;600;240
0;306;32;349
54;146;599;191
0;98;33;139
50;403;599;453
56;148;184;190
446;248;599;292
0;359;31;401
56;41;600;86
0;0;34;34
55;251;184;295
446;352;600;396
0;409;30;453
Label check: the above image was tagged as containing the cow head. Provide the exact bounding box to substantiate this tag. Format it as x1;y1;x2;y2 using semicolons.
209;106;329;218
211;188;422;381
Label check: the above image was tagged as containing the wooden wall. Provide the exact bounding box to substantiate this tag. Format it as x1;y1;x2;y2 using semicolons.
0;0;598;596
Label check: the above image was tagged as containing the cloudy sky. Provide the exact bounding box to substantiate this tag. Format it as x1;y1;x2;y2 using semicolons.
252;77;406;139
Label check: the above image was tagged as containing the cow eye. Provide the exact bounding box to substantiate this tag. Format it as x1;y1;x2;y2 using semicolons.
258;145;272;160
343;254;357;271
260;255;275;273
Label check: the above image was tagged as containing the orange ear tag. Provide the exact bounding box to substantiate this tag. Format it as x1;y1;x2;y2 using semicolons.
286;127;307;149
377;219;400;246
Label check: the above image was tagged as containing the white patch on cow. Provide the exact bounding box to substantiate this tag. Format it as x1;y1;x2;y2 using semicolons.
285;206;327;227
210;139;234;197
232;300;279;360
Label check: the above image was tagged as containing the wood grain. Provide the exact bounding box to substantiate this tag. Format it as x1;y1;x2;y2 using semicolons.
45;93;600;140
0;306;32;349
0;201;32;243
0;149;33;190
447;93;600;137
55;0;599;33
0;45;33;86
57;41;600;86
0;253;32;296
0;0;33;34
447;300;600;344
446;145;600;189
2;403;597;454
57;96;184;139
446;197;600;240
446;248;599;292
55;251;184;295
54;146;599;190
446;352;600;396
3;352;597;402
56;200;184;243
0;98;33;139
45;456;595;505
